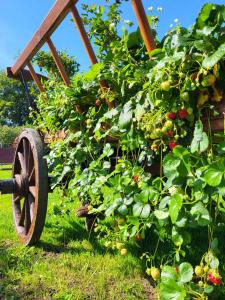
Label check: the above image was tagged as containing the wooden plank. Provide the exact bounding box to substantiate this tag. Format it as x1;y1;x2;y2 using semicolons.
130;0;156;55
11;0;78;75
6;67;47;82
46;38;70;86
27;62;45;92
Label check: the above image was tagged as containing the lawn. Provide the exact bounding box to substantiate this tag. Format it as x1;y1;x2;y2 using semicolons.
0;167;155;299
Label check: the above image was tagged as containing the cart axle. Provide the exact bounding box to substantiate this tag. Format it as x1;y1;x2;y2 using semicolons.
0;174;29;196
0;179;16;194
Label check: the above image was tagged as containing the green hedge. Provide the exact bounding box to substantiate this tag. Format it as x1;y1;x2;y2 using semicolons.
0;126;23;148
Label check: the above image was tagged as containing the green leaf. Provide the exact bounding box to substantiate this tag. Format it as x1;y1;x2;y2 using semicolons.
203;43;225;69
117;204;128;216
133;202;143;217
160;279;186;300
103;143;114;157
190;202;211;226
154;210;169;220
169;194;183;224
172;226;183;247
163;154;180;177
119;101;133;129
161;266;178;282
191;121;209;154
179;262;193;283
195;3;214;29
140;204;151;218
203;161;224;186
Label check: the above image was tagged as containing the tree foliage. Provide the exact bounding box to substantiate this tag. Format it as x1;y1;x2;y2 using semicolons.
0;71;33;126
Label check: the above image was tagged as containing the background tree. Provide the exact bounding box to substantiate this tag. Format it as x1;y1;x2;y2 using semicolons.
0;71;35;126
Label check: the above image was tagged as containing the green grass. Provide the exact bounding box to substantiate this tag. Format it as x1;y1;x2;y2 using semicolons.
0;167;155;299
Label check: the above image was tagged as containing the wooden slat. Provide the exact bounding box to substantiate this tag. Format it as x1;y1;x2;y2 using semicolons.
27;62;45;92
6;67;47;82
46;38;70;86
11;0;78;75
130;0;156;55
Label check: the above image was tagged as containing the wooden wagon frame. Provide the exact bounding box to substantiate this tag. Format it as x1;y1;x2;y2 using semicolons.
0;0;157;245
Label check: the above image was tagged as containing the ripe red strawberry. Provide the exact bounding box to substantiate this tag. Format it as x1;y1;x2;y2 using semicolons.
207;272;222;286
95;99;101;106
169;141;177;150
178;109;188;119
165;130;174;137
132;175;139;183
167;112;176;120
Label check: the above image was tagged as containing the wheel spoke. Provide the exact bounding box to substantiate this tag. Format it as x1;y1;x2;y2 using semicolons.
29;167;35;184
28;193;35;221
29;186;37;198
24;197;31;234
18;152;26;175
14;195;22;203
23;139;28;172
18;201;25;226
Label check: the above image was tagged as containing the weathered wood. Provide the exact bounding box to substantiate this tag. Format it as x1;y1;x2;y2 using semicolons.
11;0;78;75
27;62;45;92
130;0;156;55
6;67;47;82
46;38;70;86
71;6;98;65
71;6;113;109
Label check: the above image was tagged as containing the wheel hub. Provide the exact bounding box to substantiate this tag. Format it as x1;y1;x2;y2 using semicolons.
0;174;29;196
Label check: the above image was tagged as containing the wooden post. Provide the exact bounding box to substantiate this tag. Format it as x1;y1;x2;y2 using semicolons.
70;6;113;109
130;0;156;55
46;37;70;86
71;6;98;65
27;62;45;92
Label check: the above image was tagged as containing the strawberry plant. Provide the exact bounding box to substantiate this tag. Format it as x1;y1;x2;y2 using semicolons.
32;2;225;299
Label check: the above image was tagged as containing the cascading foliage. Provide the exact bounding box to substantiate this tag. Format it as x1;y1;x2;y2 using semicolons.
33;2;225;299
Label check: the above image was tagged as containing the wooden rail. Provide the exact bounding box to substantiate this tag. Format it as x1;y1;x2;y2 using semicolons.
11;0;78;75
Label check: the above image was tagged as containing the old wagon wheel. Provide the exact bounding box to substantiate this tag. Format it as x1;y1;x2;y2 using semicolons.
12;129;48;245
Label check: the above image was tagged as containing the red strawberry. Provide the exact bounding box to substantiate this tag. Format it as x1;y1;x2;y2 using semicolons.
178;109;188;119
165;130;174;137
95;99;101;106
207;273;222;286
132;175;139;183
169;141;177;150
167;112;176;120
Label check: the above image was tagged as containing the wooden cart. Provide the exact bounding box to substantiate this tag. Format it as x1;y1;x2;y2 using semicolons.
0;0;156;245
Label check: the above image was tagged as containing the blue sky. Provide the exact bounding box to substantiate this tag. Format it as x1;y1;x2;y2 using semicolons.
0;0;224;73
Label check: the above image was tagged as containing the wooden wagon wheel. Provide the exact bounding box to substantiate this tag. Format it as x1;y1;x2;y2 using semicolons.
12;129;48;245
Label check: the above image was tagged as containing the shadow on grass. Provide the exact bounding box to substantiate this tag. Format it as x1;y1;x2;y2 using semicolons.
37;219;105;255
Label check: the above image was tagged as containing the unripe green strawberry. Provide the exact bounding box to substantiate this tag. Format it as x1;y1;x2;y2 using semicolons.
180;92;189;102
195;265;203;276
151;267;160;281
120;248;128;256
160;80;171;91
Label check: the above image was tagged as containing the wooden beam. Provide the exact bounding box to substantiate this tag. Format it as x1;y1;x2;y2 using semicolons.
130;0;156;55
6;67;47;82
46;38;70;86
71;6;98;65
27;62;45;92
11;0;78;75
71;6;113;109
